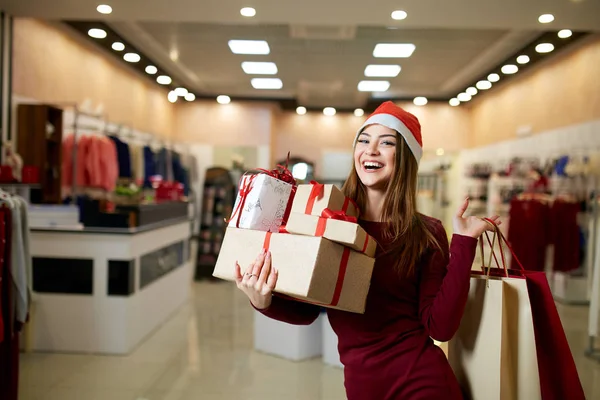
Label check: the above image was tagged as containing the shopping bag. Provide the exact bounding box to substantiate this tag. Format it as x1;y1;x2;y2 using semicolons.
449;228;541;400
453;219;585;400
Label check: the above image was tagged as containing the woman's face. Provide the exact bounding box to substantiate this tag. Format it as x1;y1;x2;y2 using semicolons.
354;124;397;190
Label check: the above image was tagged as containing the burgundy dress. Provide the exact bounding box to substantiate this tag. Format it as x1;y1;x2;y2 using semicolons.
256;216;478;400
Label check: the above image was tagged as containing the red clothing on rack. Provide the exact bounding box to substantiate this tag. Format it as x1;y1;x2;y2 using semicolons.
256;216;478;400
550;200;581;272
507;198;551;271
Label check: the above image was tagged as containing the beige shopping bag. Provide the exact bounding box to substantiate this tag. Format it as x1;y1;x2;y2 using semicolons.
448;223;541;400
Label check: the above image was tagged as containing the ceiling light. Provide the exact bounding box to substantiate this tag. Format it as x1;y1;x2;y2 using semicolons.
167;91;178;103
251;78;283;90
156;75;172;85
240;7;256;17
538;14;555;24
358;80;390;92
457;92;472;102
488;73;500;82
354;108;365;117
413;97;428;106
296;106;307;115
228;40;270;55
111;42;125;51
436;148;445;156
145;65;158;75
323;107;336;116
558;29;572;39
217;95;231;105
536;43;555;53
175;87;188;96
391;10;408;20
517;55;530;64
476;80;492;90
87;28;107;39
449;98;460;107
501;64;519;74
364;65;401;77
123;53;141;63
185;93;196;102
169;49;179;62
241;61;278;75
96;5;112;15
373;43;416;58
466;87;478;96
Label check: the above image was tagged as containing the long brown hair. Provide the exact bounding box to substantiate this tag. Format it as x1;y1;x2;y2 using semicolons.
342;136;440;278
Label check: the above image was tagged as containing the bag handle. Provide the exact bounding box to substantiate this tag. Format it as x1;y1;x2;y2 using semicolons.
482;217;526;273
479;219;509;278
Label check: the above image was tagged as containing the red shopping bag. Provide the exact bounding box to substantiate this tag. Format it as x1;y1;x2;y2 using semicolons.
482;219;585;400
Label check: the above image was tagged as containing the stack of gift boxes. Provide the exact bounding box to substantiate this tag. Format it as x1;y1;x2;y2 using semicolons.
213;170;377;313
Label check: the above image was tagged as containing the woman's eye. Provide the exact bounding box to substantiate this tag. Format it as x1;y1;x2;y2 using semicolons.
382;141;396;146
358;139;369;144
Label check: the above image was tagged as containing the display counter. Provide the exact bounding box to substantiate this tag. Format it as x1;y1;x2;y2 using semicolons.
27;217;192;355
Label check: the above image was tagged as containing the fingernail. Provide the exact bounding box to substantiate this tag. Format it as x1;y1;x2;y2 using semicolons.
266;251;271;259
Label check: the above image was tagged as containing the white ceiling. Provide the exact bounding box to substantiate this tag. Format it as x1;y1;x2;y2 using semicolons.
2;0;598;108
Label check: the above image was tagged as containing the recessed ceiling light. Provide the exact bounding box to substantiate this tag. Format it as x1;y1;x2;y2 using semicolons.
538;14;555;24
217;95;231;105
88;28;107;39
488;73;500;82
436;148;445;156
413;97;428;106
111;42;125;51
175;87;188;96
449;98;460;107
501;64;519;74
96;5;112;15
156;75;172;85
240;7;256;17
169;49;179;62
167;91;177;103
185;93;196;102
476;80;492;90
466;87;478;96
241;61;278;75
391;10;408;20
296;106;307;115
536;43;555;53
145;65;158;75
457;92;472;102
358;80;391;92
517;55;530;64
123;53;141;63
558;29;572;39
228;40;270;55
323;107;336;116
354;108;365;117
373;43;416;58
364;65;401;77
251;78;283;90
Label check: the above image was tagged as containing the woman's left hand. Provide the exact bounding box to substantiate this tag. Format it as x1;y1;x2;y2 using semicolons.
453;197;501;239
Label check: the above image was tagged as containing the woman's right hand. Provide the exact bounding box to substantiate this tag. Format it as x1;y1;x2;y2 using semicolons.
234;248;278;310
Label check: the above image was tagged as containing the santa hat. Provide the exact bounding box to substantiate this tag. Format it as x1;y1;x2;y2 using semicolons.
354;101;423;163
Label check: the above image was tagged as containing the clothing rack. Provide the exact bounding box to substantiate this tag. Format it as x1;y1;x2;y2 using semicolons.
586;195;600;363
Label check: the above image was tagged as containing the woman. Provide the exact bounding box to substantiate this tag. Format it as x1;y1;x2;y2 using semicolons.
234;101;500;399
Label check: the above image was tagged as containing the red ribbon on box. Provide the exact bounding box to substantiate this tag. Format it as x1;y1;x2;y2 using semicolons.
304;180;360;217
263;231;350;307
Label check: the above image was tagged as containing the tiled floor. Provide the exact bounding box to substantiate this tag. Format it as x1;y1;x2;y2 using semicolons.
18;281;600;399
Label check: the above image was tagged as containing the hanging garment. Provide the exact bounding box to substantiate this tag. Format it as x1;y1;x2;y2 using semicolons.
507;198;551;271
143;146;157;186
130;144;145;182
156;148;168;180
109;136;132;178
550;200;581;272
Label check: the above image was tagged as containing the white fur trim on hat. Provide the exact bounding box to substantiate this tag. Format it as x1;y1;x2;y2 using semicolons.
354;113;423;163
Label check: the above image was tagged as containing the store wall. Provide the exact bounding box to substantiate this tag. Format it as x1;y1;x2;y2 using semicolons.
469;34;600;147
12;18;175;137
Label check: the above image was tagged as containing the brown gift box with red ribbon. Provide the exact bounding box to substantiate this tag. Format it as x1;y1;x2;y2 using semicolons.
291;182;359;218
213;227;375;314
283;211;377;257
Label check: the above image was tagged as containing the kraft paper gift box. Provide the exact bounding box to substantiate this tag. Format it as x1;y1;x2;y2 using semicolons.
291;182;359;218
213;227;375;314
228;173;294;233
283;212;377;257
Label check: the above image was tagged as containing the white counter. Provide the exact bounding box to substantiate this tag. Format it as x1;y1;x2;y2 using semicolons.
27;218;192;355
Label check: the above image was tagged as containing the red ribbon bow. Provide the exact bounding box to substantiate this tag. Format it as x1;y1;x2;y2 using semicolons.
321;208;358;223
